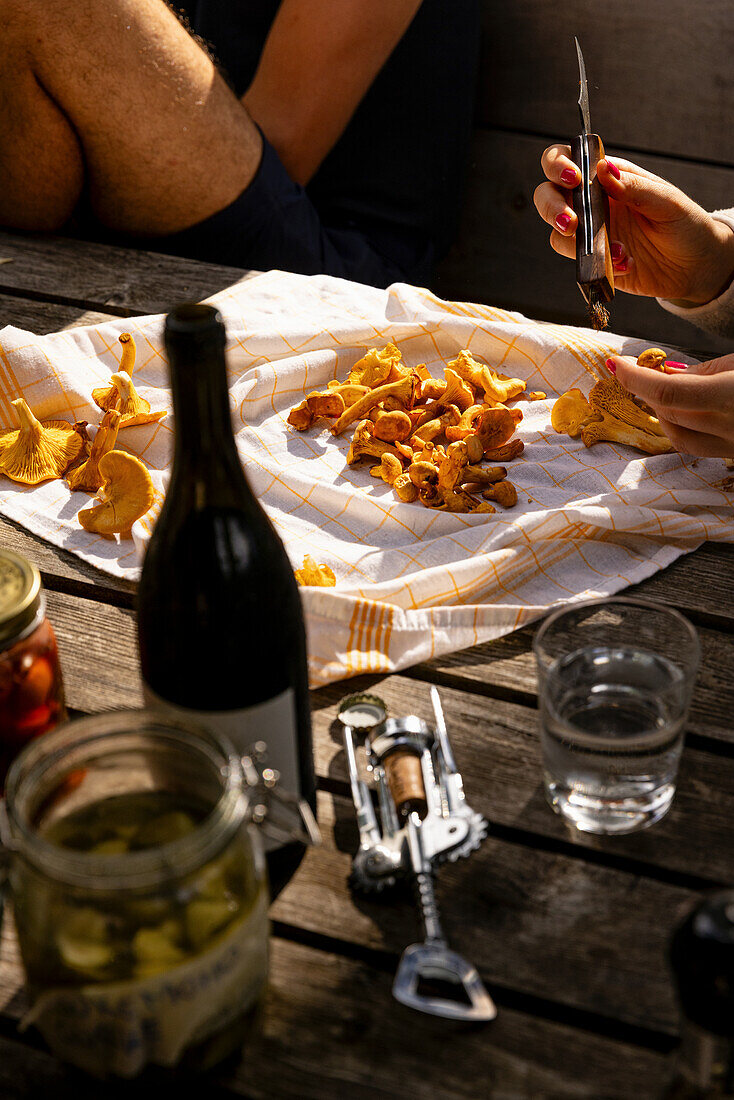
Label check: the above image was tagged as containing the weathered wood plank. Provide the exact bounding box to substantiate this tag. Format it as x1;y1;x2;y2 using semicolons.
0;516;134;603
47;589;142;710
418;618;734;747
0;784;694;1039
0;293;116;334
271;793;691;1036
38;588;734;885
479;0;734;166
630;541;734;625
435;130;734;355
0;932;669;1100
311;678;734;887
0;231;254;317
46;573;734;759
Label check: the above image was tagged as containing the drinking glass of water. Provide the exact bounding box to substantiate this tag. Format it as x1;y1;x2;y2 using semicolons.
533;598;700;835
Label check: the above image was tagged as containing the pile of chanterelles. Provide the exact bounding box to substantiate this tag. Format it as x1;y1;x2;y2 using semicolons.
551;348;673;456
0;333;161;539
288;345;538;514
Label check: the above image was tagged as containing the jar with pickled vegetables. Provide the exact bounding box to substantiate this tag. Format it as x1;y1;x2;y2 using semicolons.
1;710;276;1078
0;549;66;779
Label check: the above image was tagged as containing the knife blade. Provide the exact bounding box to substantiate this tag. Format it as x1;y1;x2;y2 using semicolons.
575;36;591;135
570;37;614;329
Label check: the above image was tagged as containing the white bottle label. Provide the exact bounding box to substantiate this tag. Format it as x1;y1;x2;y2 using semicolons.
21;890;269;1079
144;687;301;851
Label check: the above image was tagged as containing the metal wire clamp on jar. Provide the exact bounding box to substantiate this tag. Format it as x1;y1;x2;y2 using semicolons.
0;709;318;1078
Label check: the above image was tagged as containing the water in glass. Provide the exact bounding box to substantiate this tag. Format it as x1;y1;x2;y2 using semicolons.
541;643;687;834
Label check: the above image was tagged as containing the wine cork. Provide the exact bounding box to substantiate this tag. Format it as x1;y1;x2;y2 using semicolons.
383;750;427;818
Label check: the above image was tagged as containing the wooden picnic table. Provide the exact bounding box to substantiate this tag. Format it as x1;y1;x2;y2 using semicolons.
0;229;733;1099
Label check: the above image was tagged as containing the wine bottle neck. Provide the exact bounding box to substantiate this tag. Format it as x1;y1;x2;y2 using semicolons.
168;346;249;497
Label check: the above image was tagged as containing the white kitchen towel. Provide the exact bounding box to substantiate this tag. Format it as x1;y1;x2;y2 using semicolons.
0;270;731;686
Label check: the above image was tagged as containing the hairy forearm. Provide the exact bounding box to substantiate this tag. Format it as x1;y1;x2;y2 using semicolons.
242;0;423;184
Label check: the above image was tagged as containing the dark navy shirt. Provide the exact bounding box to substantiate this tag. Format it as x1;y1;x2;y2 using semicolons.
171;1;480;285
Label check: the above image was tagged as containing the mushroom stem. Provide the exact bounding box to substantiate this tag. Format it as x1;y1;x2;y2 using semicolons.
118;333;136;376
0;399;84;484
332;373;418;436
12;399;43;444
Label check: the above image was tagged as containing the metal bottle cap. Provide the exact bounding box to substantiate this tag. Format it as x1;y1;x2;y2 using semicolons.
0;550;42;648
337;693;387;731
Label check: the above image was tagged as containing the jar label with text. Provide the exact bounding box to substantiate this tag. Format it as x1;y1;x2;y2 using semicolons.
21;890;269;1079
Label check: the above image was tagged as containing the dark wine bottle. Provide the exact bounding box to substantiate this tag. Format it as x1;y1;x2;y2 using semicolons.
137;304;316;893
665;891;734;1098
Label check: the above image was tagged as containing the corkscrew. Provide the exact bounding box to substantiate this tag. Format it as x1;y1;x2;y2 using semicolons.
337;687;495;1022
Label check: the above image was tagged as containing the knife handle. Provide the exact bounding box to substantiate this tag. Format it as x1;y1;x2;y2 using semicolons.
570;133;614;303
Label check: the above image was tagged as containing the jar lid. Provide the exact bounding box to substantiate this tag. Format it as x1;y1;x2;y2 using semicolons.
0;549;42;647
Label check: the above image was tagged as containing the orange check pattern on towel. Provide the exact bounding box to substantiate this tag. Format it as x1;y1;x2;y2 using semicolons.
0;271;732;686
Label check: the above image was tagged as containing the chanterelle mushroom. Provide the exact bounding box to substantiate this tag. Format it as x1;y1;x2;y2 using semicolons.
92;333;137;412
423;484;495;514
581;379;673;455
102;372;167;428
287;401;314;431
67;410;122;493
551;389;595;438
462;464;507;486
347;420;401;465
414;443;496;514
285;341;522;514
294;555;336;587
393;472;419;502
448;350;526;404
78;451;156;539
484;438;524;462
373;410;412;443
287;390;345;431
636;348;667;371
438;369;475;412
0;399;84;484
421;378;447;401
408;460;439;490
66;422;93;475
438;441;471;492
327;381;370;405
411;405;461;446
370;453;404;485
348;344;402;389
482;481;518;508
445;404;484;443
332;372;418;436
475;406;522;456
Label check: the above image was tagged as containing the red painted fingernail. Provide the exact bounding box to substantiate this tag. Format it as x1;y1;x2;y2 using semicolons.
665;360;688;370
611;242;624;261
555;212;571;231
605;359;617;375
614;260;630;273
561;168;578;185
606;159;621;180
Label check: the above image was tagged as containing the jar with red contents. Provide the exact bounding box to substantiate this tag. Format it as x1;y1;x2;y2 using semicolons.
0;549;67;780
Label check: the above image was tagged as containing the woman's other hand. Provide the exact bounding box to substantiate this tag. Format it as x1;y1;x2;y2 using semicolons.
534;147;734;306
606;352;734;457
